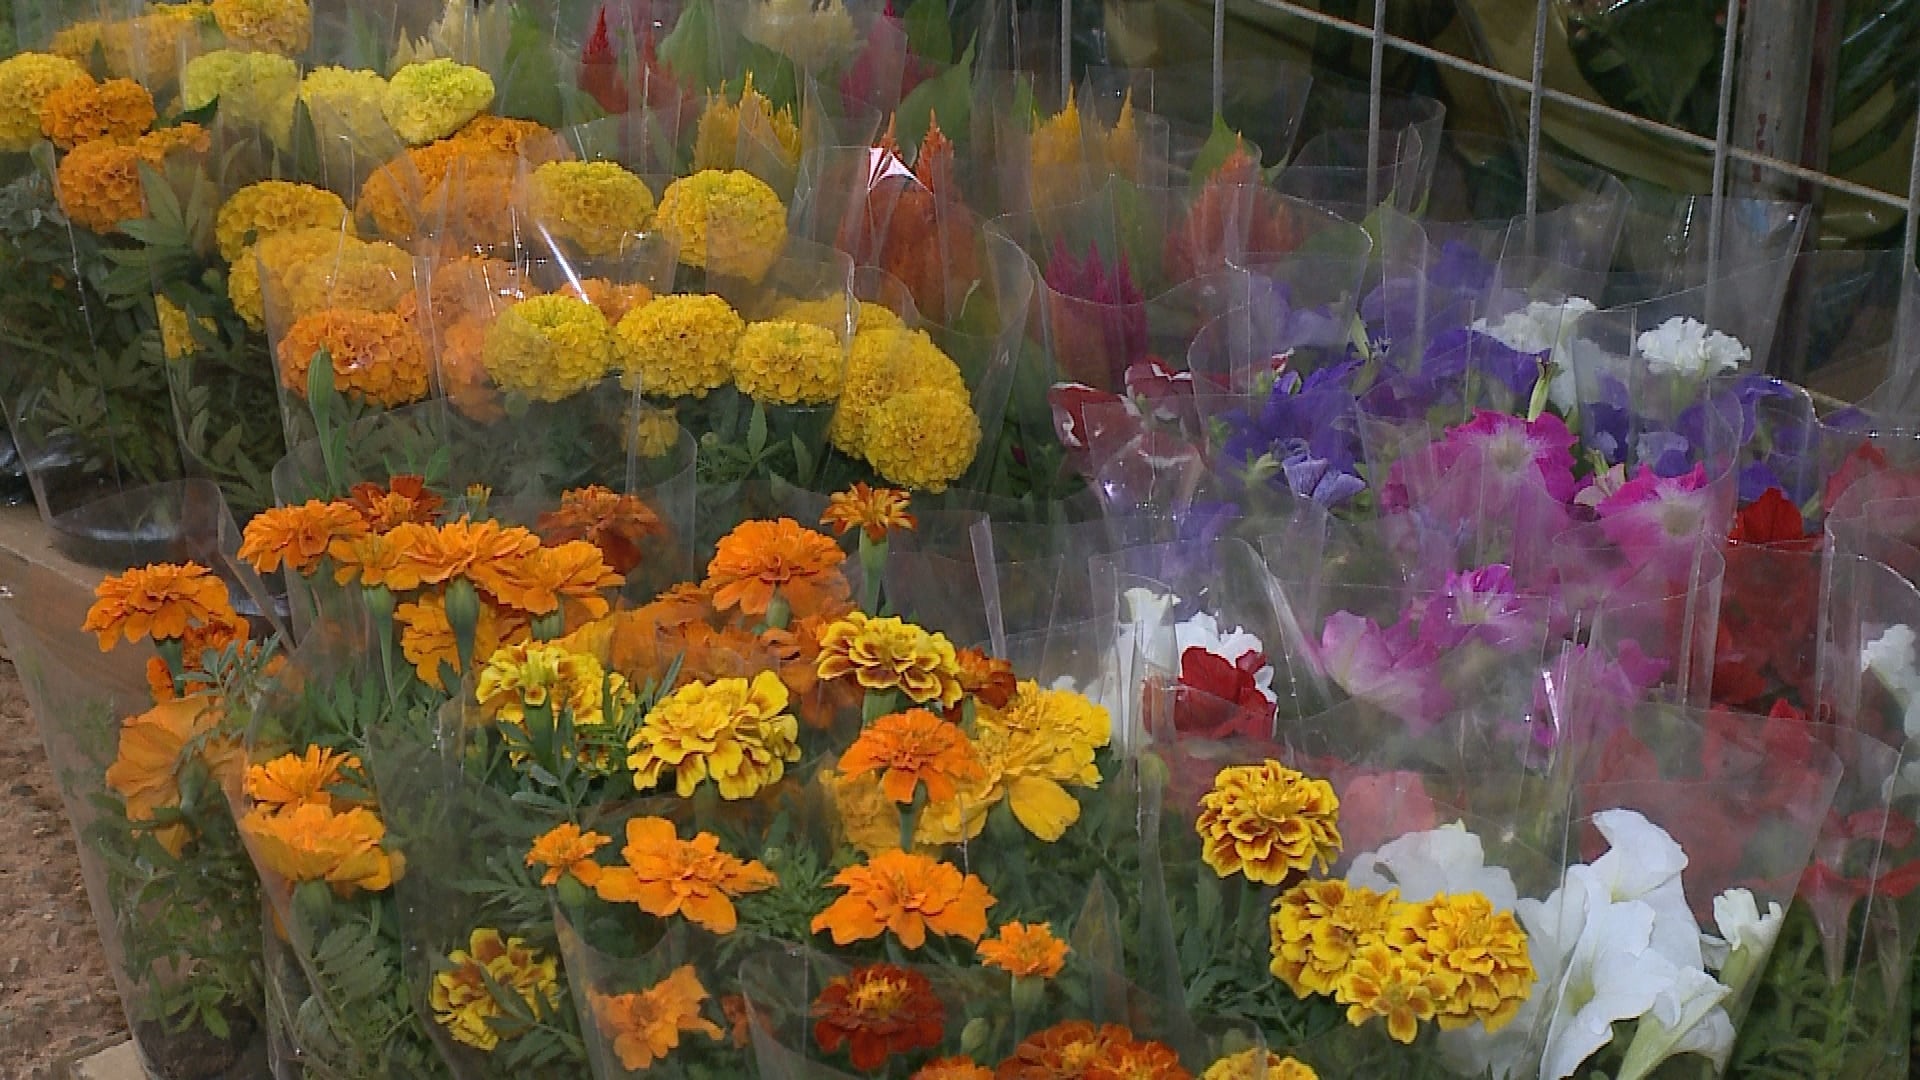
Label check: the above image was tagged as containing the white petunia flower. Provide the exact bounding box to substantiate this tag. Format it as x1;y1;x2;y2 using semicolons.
1584;808;1705;969
1860;624;1920;743
1346;822;1519;912
1701;887;1785;969
1474;297;1597;357
1635;316;1750;378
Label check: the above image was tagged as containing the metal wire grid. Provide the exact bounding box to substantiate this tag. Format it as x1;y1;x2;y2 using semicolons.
1242;0;1920;278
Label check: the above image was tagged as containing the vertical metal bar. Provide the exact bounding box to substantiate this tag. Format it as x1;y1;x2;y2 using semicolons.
1522;0;1551;253
1213;0;1227;120
1059;0;1072;106
1705;0;1744;292
1365;0;1388;209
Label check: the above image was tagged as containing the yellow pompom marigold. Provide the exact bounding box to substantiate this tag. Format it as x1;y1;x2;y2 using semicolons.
0;52;89;152
277;307;431;407
614;292;744;399
857;385;980;493
211;0;313;55
276;238;414;321
482;294;617;402
299;66;395;154
730;319;843;406
38;76;156;150
383;59;493;145
654;169;788;283
181;49;300;144
229;226;352;329
829;325;966;456
215;180;351;263
525;159;655;256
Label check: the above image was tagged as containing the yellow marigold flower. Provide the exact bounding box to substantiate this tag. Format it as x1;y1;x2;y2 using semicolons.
215;180;351;264
182;49;300;144
526;822;609;887
55;126;209;234
1201;1050;1318;1080
977;921;1069;979
38;76;156;150
692;73;801;173
628;671;801;799
101;7;211;88
728;319;843;406
822;767;910;857
429;927;559;1050
1391;893;1534;1032
0;53;89;152
244;745;359;811
482;294;618;402
211;0;312;55
829;325;966;456
239;801;404;895
276;238;415;320
1269;879;1398;998
625;407;682;459
476;639;632;731
229;227;353;329
776;296;901;338
816;612;964;709
299;66;395;155
1197;760;1342;885
820;483;916;542
964;681;1110;842
858;386;980;494
155;295;215;360
1336;942;1451;1045
277;307;431;408
654;169;788;283
615;292;744;399
383;58;493;145
49;23;108;67
526;159;656;257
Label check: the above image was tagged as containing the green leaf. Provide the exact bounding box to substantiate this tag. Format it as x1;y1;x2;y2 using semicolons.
659;0;724;92
895;40;976;152
1187;113;1246;191
496;3;566;128
746;401;768;457
904;0;952;65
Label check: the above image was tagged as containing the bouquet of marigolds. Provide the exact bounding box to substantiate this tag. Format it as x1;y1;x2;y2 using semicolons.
0;554;277;1079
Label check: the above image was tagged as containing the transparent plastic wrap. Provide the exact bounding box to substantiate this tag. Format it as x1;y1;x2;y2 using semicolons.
1085;58;1315;171
1534;703;1844;1080
0;546;271;1079
1427;131;1632;276
988;73;1173;217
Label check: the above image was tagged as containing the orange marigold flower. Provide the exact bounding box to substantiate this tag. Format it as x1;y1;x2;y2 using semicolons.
572;277;654;323
954;647;1017;709
238;801;404;895
395;592;518;689
54;124;207;233
84;562;238;651
238;500;370;575
525;822;609;886
146;656;176;702
435;315;507;422
276;307;431;408
720;993;754;1049
590;965;723;1071
1195;760;1342;886
592;815;776;933
837;709;981;804
1086;1038;1193;1080
811;963;945;1071
817;612;965;709
535;485;666;577
976;921;1069;980
245;746;360;811
475;540;623;622
811;849;994;949
327;529;406;588
915;1058;995;1080
999;1021;1135;1079
383;519;543;594
705;518;849;617
820;483;917;542
347;474;443;530
39;75;155;150
104;696;231;856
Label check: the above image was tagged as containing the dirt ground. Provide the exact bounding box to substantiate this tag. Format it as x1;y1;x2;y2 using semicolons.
0;654;128;1078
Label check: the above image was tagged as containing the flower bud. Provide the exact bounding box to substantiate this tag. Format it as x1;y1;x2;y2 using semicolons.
960;1017;992;1059
293;879;334;934
1011;974;1045;1014
555;875;591;910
